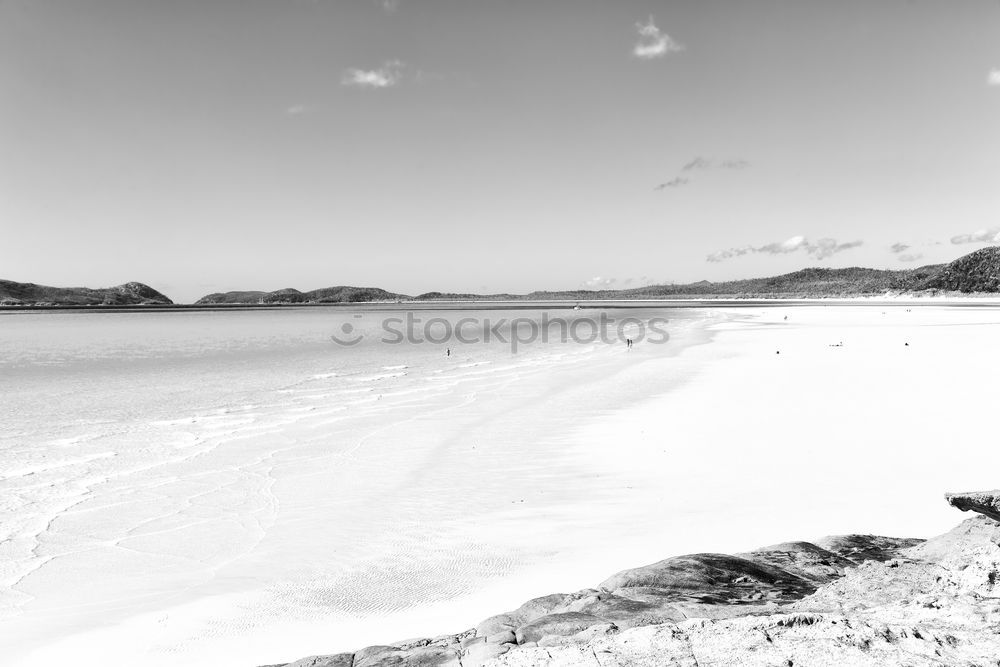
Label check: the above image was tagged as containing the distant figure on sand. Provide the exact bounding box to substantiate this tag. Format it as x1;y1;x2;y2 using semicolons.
446;348;450;357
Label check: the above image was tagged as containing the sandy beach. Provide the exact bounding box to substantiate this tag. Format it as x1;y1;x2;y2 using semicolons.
4;304;1000;666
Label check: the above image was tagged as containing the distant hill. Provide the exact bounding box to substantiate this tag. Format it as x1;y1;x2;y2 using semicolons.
191;248;1000;304
12;247;1000;307
195;286;407;305
413;264;947;300
0;280;173;306
624;264;946;299
919;247;1000;293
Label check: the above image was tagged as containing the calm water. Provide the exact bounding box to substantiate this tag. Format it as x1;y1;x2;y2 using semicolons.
0;306;708;665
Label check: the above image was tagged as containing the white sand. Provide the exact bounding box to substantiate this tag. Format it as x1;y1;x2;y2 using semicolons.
578;304;1000;556
8;304;1000;666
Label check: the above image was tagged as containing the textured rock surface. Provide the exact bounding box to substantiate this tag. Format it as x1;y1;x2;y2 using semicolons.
946;489;1000;522
267;537;917;666
268;493;1000;667
491;612;1000;667
496;514;1000;666
284;656;353;667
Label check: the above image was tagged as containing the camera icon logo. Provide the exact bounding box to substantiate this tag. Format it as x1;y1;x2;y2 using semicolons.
330;315;364;346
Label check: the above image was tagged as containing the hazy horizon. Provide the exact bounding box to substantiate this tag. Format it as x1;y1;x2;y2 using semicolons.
2;0;999;303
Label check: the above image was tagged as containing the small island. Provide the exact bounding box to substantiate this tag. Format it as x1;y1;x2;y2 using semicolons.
0;280;172;307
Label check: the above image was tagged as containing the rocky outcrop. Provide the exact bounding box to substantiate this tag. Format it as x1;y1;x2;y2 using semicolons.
490;610;999;666
267;490;1000;666
0;279;173;305
266;535;924;667
945;489;1000;522
493;501;1000;666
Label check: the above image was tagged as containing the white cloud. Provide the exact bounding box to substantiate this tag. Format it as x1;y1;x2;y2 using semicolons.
898;253;923;263
581;276;662;289
707;236;863;262
582;276;618;288
988;69;1000;86
889;242;910;254
285;104;316;115
379;0;400;13
806;238;863;259
633;17;684;59
342;60;405;89
951;227;1000;244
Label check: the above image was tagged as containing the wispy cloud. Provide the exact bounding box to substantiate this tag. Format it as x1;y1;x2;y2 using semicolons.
285;104;316;116
889;242;911;254
682;157;750;171
581;276;659;289
681;157;712;171
898;253;923;263
988;69;1000;86
719;159;750;170
654;157;749;191
951;227;1000;245
342;60;405;89
633;17;684;59
378;0;400;13
707;236;863;263
654;177;689;191
582;276;618;289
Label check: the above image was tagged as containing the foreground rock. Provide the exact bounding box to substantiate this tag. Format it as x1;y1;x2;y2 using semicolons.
269;492;1000;666
267;540;920;666
946;489;1000;522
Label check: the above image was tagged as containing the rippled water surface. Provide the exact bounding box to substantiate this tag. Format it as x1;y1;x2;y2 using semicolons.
0;306;708;665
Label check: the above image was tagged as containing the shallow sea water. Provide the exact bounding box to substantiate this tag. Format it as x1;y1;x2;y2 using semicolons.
0;305;711;665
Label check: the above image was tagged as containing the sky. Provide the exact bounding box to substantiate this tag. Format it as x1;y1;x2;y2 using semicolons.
1;0;999;302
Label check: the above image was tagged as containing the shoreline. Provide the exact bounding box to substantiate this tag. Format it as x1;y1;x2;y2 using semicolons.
9;304;1000;665
7;295;1000;313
